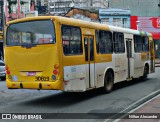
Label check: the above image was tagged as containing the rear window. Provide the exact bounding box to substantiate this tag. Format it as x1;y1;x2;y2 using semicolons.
6;20;55;46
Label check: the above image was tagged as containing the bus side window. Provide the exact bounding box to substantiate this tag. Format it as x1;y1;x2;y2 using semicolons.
143;36;149;52
62;25;82;55
38;39;43;44
96;30;100;53
113;32;124;53
63;45;69;54
134;35;143;53
96;30;113;54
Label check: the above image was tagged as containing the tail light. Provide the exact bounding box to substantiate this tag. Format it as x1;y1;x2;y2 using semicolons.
6;65;11;75
6;65;9;70
53;64;59;75
7;70;10;75
54;64;59;69
52;64;59;80
53;70;58;75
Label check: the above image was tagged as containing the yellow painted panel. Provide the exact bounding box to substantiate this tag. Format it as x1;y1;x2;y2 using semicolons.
5;44;59;71
141;52;147;61
63;55;86;66
95;54;112;63
5;44;62;83
81;28;95;35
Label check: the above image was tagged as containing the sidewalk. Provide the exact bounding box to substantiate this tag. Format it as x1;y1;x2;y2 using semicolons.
155;59;160;67
117;94;160;122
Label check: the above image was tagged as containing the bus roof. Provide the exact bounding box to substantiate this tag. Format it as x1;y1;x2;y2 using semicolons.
6;16;152;37
6;16;54;25
108;25;152;37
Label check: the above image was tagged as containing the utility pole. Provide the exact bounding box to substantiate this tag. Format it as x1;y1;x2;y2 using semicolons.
0;0;3;29
0;0;4;60
0;0;4;36
136;21;140;30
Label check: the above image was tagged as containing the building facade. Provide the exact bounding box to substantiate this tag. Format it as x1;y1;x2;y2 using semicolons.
109;0;160;58
65;8;99;22
73;0;108;8
47;0;109;16
48;0;73;16
5;0;35;22
109;0;160;16
35;0;48;15
99;8;131;28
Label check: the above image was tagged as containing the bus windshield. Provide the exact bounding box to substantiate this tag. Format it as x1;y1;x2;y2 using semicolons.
6;20;55;46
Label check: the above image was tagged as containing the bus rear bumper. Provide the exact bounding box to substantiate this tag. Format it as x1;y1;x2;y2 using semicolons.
6;79;63;90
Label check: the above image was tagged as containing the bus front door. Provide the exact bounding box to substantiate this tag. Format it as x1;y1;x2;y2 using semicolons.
84;36;95;89
126;39;134;80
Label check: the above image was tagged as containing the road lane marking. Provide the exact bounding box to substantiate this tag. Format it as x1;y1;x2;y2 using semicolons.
103;89;160;122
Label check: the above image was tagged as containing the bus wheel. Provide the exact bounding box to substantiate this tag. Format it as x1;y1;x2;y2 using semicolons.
103;72;114;93
141;65;149;81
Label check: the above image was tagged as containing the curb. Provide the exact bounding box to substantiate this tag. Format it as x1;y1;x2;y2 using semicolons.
104;89;160;122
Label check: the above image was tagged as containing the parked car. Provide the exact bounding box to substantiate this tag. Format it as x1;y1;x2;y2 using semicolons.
0;60;6;80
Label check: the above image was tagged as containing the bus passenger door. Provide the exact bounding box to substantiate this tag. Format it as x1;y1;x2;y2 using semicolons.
149;41;155;73
84;36;95;89
126;39;134;79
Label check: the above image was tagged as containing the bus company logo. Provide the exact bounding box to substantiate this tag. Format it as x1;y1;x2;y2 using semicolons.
150;17;160;28
26;72;36;76
2;114;11;119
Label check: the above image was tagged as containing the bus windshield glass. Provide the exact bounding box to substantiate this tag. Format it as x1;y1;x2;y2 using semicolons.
6;20;55;46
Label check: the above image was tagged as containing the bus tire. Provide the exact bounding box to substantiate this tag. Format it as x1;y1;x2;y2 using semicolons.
141;65;149;81
103;71;114;93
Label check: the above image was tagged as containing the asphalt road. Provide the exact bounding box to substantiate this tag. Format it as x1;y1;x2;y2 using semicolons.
0;68;160;122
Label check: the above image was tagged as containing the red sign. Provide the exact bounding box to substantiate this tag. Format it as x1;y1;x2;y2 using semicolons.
150;17;160;28
130;16;160;39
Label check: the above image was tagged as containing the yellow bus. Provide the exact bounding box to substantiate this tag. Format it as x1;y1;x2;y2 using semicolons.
5;16;155;93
